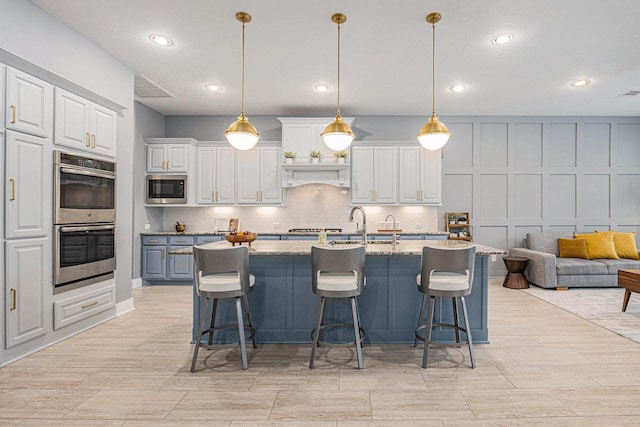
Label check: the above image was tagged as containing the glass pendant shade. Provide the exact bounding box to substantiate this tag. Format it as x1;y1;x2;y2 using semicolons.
321;114;355;151
417;113;450;150
225;114;259;150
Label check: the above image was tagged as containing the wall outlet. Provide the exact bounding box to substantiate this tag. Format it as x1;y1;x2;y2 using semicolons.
273;222;281;229
144;224;150;230
491;255;497;262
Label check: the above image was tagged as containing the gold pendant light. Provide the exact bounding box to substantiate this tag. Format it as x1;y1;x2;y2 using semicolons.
321;13;355;152
225;11;260;150
417;12;451;151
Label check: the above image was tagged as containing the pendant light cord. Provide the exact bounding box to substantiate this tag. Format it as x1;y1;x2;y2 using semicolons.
431;21;436;116
241;19;246;117
337;21;341;116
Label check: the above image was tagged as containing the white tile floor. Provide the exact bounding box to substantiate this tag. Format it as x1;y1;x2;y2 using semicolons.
1;279;640;425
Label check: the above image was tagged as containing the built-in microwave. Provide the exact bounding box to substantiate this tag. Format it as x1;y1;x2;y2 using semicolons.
146;175;187;204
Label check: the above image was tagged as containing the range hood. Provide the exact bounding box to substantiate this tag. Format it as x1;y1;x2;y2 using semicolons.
282;162;350;188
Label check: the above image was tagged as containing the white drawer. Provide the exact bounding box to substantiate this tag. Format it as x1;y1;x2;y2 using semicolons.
53;284;116;330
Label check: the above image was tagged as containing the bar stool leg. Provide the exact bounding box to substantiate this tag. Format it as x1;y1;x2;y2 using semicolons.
452;297;461;343
208;298;218;345
191;298;210;372
235;297;248;370
460;296;476;368
243;295;257;348
309;297;326;368
422;296;436;369
414;294;427;347
354;298;364;348
351;297;364;369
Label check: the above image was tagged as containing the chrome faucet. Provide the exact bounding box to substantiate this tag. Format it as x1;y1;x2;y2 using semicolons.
348;206;367;246
385;214;399;247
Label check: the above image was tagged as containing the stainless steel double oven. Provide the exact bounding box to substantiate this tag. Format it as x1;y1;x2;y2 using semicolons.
53;151;116;293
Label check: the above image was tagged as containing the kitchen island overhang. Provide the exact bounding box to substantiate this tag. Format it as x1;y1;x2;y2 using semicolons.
174;240;506;344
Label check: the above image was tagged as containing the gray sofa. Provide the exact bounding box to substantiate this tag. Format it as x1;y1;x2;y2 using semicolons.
510;232;640;289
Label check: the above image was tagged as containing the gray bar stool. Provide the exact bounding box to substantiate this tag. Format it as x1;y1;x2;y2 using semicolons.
310;245;366;369
415;244;476;369
191;245;256;371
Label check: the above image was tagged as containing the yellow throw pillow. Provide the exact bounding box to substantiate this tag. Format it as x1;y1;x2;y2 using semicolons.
558;238;589;259
574;231;619;259
596;230;640;260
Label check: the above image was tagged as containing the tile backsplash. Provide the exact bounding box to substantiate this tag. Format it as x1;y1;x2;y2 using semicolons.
159;185;439;233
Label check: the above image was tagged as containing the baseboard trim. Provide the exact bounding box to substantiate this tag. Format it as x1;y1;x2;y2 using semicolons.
131;277;142;289
116;297;135;316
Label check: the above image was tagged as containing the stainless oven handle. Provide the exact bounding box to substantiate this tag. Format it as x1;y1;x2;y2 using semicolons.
60;224;116;233
60;167;115;180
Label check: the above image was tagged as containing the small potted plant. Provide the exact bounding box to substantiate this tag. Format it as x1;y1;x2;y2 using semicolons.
448;213;456;224
334;150;348;163
283;151;296;164
309;150;323;164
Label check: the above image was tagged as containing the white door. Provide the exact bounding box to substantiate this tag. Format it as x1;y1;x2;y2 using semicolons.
372;146;397;204
215;147;235;204
398;146;421;204
147;145;167;172
236;148;261;203
259;147;282;204
196;146;216;204
5;131;49;239
54;88;90;151
419;148;442;205
351;146;374;203
91;104;117;158
166;144;189;172
5;238;49;348
6;68;53;139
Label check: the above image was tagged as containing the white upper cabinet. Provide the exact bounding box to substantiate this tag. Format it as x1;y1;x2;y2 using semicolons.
0;65;5;130
279;117;354;161
145;138;195;173
398;146;442;205
6;67;53;139
196;145;235;205
54;88;116;158
236;146;282;204
351;146;397;204
5;130;50;239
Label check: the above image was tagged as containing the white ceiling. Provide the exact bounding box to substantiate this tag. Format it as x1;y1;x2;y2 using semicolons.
32;0;640;117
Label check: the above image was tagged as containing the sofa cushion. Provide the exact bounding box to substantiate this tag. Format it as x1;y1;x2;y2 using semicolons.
593;258;640;274
526;232;560;256
558;238;589;259
556;258;609;276
574;231;619;260
612;232;639;260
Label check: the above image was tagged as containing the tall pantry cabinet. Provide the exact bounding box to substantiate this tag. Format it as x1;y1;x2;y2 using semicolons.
3;66;53;351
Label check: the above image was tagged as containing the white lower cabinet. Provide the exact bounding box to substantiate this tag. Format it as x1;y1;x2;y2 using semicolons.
53;283;116;330
5;237;50;348
236;146;282;204
398;146;442;205
351;146;397;204
196;145;235;204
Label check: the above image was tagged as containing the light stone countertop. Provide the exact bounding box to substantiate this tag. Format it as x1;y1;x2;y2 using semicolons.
143;231;450;237
170;239;505;256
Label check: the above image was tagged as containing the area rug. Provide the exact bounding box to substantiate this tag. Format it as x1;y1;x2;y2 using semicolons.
523;286;640;344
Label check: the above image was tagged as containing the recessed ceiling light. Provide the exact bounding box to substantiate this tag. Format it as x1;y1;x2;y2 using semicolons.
491;33;514;45
315;84;331;93
450;84;467;93
149;34;173;46
571;79;591;88
205;84;222;92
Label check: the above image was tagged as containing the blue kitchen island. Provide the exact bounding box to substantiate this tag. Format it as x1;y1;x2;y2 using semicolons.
178;240;505;345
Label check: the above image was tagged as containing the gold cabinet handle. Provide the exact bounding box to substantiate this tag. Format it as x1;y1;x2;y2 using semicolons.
10;288;16;310
9;179;16;201
82;301;99;310
166;161;170;170
162;160;167;170
256;191;259;202
86;132;91;147
211;191;215;202
92;134;96;148
215;191;219;202
260;191;263;202
10;105;16;124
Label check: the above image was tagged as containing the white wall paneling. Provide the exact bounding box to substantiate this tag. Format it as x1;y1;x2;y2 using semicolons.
442;117;640;275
